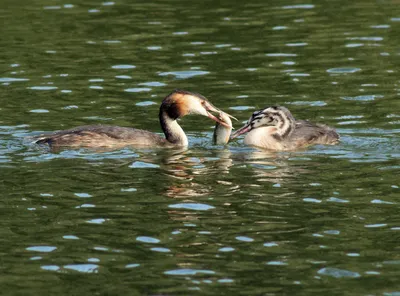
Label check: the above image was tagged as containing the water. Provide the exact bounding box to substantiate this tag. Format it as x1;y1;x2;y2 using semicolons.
1;0;400;294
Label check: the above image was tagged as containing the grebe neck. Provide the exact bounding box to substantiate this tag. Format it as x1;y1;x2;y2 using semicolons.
159;109;188;146
275;111;296;138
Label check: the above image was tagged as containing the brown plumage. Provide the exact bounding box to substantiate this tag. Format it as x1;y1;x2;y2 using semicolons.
230;106;339;151
35;89;233;149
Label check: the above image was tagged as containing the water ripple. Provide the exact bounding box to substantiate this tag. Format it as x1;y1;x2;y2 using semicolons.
137;236;160;244
229;106;255;111
341;94;383;101
287;101;326;106
64;264;99;273
159;70;209;79
235;236;254;242
327;197;349;203
264;242;279;247
365;223;387;228
219;247;235;252
63;235;79;240
112;65;136;69
266;261;288;266
115;75;131;79
26;246;57;252
129;161;159;168
30;109;49;113
346;43;364;48
169;203;215;211
41;265;60;271
349;36;383;41
86;218;107;224
124;263;140;269
273;26;288;30
327;67;361;74
317;267;361;278
135;101;156;108
165;269;215;275
44;6;61;10
0;77;29;82
124;87;151;93
89;85;103;89
138;81;166;87
286;42;308;47
303;198;322;203
27;86;58;90
151;247;171;253
282;4;314;9
266;53;297;57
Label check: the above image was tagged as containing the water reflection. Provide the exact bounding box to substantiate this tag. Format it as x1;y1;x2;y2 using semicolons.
237;150;307;184
160;148;233;199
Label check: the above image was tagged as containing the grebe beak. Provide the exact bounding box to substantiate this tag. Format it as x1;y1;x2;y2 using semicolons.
203;102;234;128
230;123;252;140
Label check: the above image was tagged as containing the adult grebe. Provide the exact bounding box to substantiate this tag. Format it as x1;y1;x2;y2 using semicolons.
35;89;234;149
230;106;339;151
213;111;233;145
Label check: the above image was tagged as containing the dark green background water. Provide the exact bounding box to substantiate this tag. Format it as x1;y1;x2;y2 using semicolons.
1;0;399;295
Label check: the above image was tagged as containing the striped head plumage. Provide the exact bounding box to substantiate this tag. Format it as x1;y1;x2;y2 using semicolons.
230;106;296;139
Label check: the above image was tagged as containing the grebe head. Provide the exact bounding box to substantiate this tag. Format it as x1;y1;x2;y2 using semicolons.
161;89;234;127
230;106;295;139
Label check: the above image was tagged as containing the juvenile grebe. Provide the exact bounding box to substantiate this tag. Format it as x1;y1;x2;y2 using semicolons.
35;89;234;149
213;111;234;145
230;106;339;151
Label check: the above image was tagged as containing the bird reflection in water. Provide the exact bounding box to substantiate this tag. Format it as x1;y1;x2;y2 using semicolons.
235;149;309;185
161;148;234;199
151;147;306;204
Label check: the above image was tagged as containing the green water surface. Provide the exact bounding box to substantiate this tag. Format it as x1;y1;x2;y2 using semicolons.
1;0;400;295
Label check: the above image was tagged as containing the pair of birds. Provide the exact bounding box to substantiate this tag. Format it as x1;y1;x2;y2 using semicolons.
35;89;339;151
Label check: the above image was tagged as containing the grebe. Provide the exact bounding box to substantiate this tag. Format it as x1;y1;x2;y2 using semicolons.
35;89;234;149
213;111;234;145
230;106;339;151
